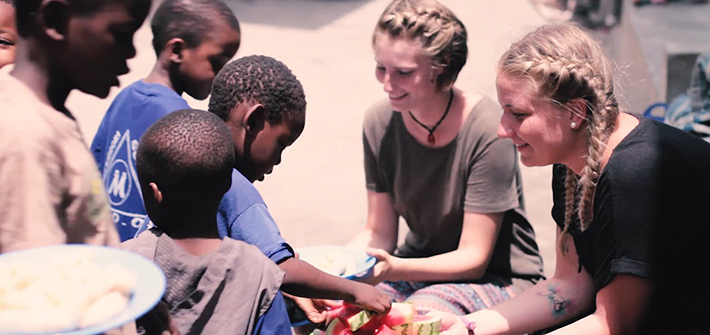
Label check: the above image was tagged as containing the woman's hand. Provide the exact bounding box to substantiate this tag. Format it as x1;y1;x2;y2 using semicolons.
365;247;398;285
425;310;469;335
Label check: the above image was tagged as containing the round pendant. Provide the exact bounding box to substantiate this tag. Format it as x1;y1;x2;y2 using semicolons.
427;133;435;144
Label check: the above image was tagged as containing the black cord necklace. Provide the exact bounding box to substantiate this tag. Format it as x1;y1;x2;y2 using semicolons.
408;88;454;145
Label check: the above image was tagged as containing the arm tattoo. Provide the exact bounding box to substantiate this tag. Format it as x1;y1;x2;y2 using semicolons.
538;284;572;317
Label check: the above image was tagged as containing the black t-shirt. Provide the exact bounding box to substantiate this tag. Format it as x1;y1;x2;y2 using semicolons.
551;117;710;334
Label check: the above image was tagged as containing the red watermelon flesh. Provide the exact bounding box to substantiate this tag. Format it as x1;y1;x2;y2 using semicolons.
374;324;398;335
327;304;346;321
379;302;414;326
350;302;416;335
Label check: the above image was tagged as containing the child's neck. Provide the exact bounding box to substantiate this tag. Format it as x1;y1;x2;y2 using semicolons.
144;61;181;96
173;238;222;257
157;210;222;256
11;42;73;117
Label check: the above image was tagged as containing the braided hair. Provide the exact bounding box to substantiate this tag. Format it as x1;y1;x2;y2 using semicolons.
498;23;621;253
373;0;467;90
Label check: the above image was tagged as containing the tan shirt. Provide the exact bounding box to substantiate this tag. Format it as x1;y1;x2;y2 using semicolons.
0;74;119;253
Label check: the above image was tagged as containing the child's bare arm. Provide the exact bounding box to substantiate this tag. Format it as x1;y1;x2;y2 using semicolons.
278;257;391;314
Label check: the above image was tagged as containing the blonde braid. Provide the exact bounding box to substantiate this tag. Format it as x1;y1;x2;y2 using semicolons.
559;167;579;253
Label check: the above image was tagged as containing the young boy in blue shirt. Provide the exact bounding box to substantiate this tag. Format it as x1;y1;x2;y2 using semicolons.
90;0;241;241
123;109;291;334
207;55;391;330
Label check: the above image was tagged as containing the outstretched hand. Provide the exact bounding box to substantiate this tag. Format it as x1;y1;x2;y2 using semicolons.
365;247;398;285
287;294;342;335
348;280;392;317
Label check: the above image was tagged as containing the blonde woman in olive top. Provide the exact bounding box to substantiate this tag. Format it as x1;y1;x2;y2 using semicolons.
347;0;544;315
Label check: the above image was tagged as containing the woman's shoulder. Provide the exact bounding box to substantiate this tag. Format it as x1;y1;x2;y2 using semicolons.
363;98;395;126
459;92;504;140
363;98;397;146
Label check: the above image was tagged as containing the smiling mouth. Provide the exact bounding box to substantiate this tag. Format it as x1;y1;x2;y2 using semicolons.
389;93;407;100
515;143;529;149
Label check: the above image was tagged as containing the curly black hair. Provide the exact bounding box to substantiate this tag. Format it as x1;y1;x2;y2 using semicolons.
151;0;239;56
208;55;307;125
137;109;235;231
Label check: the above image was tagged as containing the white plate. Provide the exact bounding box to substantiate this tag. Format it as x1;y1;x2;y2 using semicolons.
0;244;166;335
295;245;376;280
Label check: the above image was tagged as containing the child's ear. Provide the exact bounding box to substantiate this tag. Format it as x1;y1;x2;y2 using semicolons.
165;38;186;64
38;0;71;41
149;182;163;204
244;104;266;135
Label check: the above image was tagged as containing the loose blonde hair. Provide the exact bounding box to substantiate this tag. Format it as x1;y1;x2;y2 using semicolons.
373;0;467;90
498;24;621;253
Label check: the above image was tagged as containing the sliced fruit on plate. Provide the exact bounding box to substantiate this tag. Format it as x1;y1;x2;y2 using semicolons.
412;314;442;335
381;302;414;334
324;318;353;335
337;303;375;332
324;302;443;335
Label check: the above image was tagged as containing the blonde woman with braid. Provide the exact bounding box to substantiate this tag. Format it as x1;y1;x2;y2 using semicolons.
346;0;545;315
434;23;710;335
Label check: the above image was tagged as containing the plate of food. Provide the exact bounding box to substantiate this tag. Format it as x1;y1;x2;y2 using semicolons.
0;244;166;335
295;245;376;281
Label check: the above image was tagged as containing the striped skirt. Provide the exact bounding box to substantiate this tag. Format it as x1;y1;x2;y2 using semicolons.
376;274;535;315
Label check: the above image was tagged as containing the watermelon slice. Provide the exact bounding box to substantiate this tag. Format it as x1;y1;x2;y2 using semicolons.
337;304;375;332
333;302;440;335
382;302;414;334
324;318;354;335
374;324;398;335
353;322;398;335
412;314;441;335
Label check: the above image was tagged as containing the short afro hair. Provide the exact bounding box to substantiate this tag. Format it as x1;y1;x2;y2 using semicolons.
15;0;121;37
150;0;239;56
208;55;306;125
137;109;235;222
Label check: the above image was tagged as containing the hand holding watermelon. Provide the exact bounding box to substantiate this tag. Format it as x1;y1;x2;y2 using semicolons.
323;302;443;335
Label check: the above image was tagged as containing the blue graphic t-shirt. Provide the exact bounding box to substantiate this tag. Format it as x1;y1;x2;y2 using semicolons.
91;80;190;241
216;169;295;264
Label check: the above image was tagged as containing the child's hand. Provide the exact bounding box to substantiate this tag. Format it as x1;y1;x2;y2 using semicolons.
349;281;392;317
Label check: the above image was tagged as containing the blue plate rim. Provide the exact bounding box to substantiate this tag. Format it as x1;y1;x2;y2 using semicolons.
295;245;376;279
0;244;166;335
